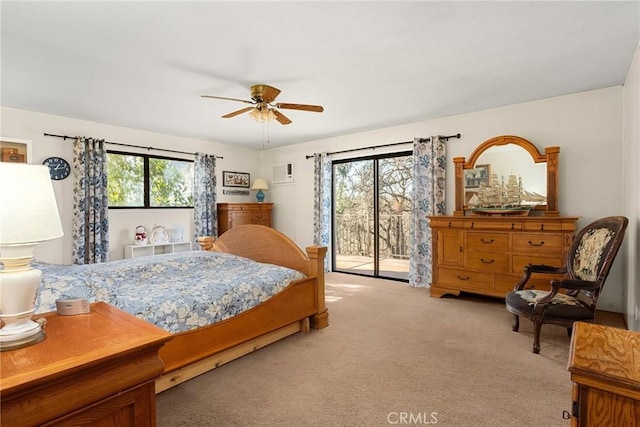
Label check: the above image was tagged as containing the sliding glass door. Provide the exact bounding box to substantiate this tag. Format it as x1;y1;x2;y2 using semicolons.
333;152;412;280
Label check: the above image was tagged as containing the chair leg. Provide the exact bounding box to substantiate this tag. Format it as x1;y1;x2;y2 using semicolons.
532;320;542;354
512;314;520;332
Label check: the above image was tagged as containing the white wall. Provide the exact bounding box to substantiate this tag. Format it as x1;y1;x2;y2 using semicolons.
260;86;628;313
622;44;640;331
0;106;261;263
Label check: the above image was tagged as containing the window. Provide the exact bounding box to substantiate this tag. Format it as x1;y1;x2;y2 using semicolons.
107;151;194;208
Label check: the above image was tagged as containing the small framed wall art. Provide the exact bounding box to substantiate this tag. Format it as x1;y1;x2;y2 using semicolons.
0;137;32;164
222;171;250;188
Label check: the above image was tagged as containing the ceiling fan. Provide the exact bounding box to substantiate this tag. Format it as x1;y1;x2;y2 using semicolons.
201;84;323;125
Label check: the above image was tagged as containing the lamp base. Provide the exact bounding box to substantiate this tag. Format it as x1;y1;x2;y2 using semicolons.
0;318;45;351
256;189;265;203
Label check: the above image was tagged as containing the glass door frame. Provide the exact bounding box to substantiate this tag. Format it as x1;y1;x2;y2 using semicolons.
331;150;412;282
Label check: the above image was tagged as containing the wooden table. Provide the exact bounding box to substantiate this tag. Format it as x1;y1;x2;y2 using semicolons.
568;321;640;427
1;302;172;427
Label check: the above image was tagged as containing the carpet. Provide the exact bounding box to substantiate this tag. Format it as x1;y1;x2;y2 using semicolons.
156;272;623;427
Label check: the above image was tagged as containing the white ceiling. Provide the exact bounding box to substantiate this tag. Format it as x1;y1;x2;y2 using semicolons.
1;1;639;150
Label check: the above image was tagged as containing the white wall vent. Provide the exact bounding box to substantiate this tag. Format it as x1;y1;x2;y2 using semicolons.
272;163;294;184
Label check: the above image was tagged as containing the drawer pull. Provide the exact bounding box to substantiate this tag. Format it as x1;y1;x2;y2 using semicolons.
470;222;474;229
480;258;494;264
511;223;515;230
456;275;470;281
540;224;544;231
528;240;545;247
480;238;494;244
256;215;263;218
448;221;452;228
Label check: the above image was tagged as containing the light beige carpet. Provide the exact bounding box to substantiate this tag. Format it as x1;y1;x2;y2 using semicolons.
156;272;624;427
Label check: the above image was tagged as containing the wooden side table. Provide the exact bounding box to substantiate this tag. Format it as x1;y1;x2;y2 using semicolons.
1;302;172;427
568;322;640;427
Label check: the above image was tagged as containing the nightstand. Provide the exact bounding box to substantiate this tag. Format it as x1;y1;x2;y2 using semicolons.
1;302;172;427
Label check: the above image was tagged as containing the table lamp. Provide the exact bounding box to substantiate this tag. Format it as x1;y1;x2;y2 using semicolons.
251;178;269;203
0;163;64;350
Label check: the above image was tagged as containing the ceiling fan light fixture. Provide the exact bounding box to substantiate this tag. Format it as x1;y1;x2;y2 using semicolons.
249;107;276;123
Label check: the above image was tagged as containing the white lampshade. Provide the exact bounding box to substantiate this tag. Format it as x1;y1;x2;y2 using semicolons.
0;163;63;246
251;178;269;191
0;163;64;350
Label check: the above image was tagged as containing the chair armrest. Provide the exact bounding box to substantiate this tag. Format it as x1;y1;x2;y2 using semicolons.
524;264;567;275
513;264;567;291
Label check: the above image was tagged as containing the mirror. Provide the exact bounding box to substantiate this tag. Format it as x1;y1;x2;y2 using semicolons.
453;135;559;216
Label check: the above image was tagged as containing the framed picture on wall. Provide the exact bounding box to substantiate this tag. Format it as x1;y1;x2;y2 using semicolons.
222;171;250;188
0;137;32;164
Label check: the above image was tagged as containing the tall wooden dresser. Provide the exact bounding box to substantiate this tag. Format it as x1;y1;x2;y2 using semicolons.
217;202;273;235
428;215;579;298
0;302;172;427
568;322;640;427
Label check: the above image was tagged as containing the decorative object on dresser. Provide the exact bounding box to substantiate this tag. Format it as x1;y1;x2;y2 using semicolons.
217;202;273;235
135;225;148;245
0;302;171;426
150;225;170;244
506;216;628;353
0;163;64;351
251;178;270;202
567;322;640;426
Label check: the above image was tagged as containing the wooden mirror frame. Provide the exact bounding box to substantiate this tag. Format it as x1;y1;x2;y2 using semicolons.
453;135;559;216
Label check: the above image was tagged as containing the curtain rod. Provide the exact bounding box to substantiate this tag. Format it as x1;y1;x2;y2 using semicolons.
304;133;460;159
43;133;223;159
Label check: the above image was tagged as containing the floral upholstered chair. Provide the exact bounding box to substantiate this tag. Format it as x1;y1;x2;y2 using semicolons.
505;216;628;354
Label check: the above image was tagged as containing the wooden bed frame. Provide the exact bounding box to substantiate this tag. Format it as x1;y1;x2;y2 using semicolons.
155;224;328;393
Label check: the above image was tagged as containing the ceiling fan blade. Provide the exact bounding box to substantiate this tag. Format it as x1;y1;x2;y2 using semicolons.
222;107;254;118
251;84;281;103
201;95;254;104
275;102;324;113
272;109;292;125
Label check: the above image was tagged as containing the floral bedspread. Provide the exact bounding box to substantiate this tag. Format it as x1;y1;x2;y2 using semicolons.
34;251;306;333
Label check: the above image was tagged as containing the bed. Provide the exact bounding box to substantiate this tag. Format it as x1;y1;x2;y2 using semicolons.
34;225;328;392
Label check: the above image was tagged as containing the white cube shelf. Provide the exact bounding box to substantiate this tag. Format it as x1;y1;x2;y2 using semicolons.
123;242;192;259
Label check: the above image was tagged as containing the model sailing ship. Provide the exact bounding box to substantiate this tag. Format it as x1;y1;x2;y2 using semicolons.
468;173;546;216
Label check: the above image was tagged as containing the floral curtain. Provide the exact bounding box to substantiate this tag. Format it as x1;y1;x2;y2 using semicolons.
409;136;446;287
313;152;332;271
193;153;217;248
72;137;109;264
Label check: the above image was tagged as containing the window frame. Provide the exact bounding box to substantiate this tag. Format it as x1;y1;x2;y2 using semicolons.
107;150;195;209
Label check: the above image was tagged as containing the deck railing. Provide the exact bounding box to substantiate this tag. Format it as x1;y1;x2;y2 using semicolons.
335;213;411;260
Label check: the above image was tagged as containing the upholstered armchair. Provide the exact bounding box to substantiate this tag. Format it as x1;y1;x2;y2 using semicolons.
505;216;628;354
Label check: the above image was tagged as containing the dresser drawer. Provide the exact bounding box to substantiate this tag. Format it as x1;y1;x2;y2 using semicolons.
466;232;509;251
523;221;566;232
251;212;270;224
429;217;464;229
465;220;522;231
465;251;509;272
512;233;563;256
438;268;492;290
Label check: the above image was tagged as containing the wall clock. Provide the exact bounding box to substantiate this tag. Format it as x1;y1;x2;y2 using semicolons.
43;157;71;180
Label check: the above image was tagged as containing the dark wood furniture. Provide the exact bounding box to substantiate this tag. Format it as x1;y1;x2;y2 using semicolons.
568;322;640;426
217;202;273;234
506;216;628;353
0;302;172;427
429;215;579;298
